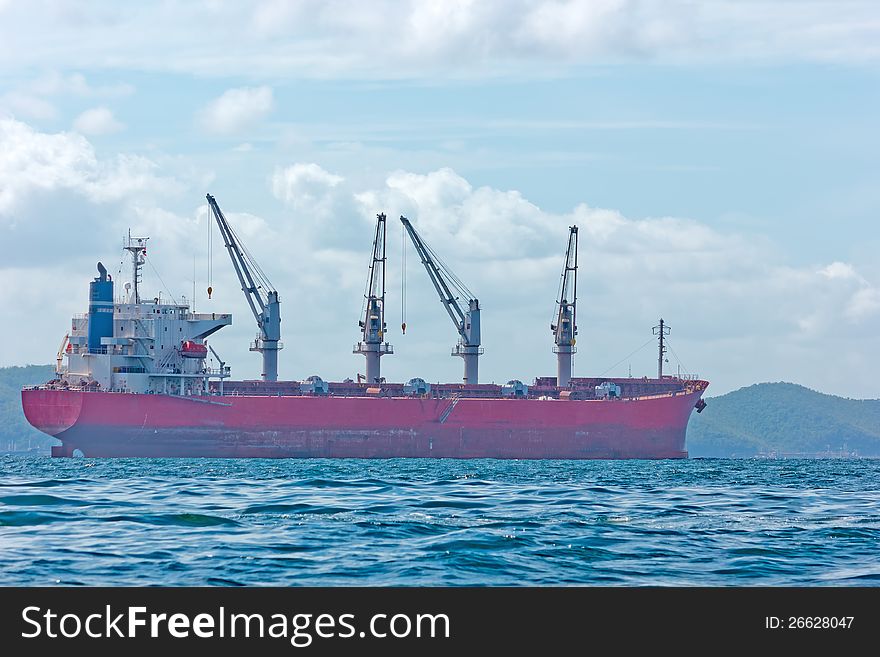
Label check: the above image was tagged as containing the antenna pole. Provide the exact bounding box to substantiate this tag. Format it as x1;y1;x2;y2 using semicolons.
123;232;149;304
653;318;670;379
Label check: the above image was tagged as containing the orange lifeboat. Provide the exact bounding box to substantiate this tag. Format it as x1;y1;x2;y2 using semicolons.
180;340;208;358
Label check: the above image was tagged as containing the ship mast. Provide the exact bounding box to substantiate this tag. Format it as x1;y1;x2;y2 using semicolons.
354;213;393;383
123;231;148;304
552;226;578;387
653;318;670;379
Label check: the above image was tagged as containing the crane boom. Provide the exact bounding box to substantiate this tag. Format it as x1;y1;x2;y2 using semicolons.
400;215;482;384
354;213;393;383
552;225;578;387
55;333;69;377
206;193;282;381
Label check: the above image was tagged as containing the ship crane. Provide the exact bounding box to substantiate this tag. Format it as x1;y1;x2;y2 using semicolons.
552;225;578;388
354;213;393;383
400;216;482;385
206;193;282;382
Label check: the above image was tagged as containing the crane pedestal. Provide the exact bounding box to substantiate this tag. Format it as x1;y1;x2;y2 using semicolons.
453;344;484;385
354;341;393;384
553;344;577;388
251;338;282;382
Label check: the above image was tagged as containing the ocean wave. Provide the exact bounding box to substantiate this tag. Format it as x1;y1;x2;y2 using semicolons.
1;456;878;586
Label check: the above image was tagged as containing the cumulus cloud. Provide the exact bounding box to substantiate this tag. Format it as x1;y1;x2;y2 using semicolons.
272;163;344;207
358;167;551;260
269;163;367;248
0;118;177;217
198;86;274;135
0;118;100;215
0;2;877;78
0;116;185;292
819;261;860;281
73;107;124;135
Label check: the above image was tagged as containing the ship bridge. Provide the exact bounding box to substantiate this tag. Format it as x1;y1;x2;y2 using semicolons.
59;239;233;396
64;298;232;395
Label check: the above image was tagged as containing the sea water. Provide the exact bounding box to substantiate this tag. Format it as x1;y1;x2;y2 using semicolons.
1;456;878;586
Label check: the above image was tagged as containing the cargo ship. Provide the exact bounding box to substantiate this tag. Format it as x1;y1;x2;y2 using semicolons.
22;195;708;458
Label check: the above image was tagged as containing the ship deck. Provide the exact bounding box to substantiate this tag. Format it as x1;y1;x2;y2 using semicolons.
28;377;707;402
212;376;704;400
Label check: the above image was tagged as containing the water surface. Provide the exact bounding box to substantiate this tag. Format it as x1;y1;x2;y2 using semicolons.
1;456;877;586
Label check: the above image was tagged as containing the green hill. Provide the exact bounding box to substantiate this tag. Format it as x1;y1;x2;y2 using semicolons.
0;364;55;453
687;382;880;457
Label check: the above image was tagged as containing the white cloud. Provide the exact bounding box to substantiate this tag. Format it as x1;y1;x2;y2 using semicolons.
0;118;178;216
847;288;880;321
819;261;859;281
198;86;274;135
272;163;343;205
362;167;549;259
0;118;97;215
0;117;184;279
0;2;877;78
73;106;124;135
271;163;366;248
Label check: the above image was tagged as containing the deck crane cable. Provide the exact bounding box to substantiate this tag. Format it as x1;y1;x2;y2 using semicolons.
192;256;196;312
553;241;568;323
399;215;481;384
116;234;126;300
552;227;578;329
145;256;178;305
597;337;655;377
401;220;407;332
205;193;282;382
359;220;382;322
419;236;474;302
203;203;274;296
116;254;125;298
665;341;692;377
206;198;212;293
223;219;274;293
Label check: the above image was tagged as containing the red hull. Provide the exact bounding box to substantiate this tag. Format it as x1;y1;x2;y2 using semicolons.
21;384;707;459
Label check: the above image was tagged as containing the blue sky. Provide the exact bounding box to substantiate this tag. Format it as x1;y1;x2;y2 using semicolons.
1;1;879;397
